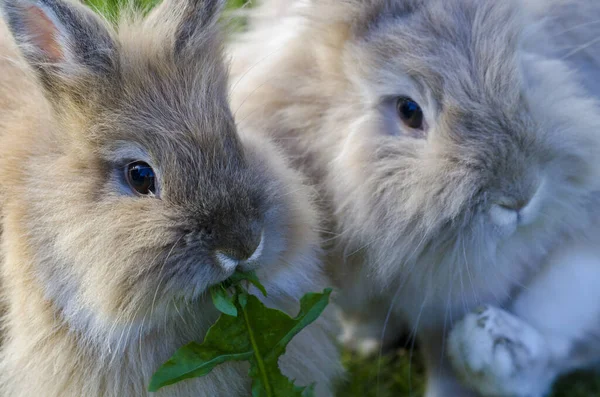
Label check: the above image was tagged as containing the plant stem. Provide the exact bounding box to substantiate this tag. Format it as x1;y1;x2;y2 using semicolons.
237;287;273;397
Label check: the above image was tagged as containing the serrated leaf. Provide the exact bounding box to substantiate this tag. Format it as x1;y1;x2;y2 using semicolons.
148;309;254;391
240;289;332;397
263;289;333;361
210;286;238;317
149;288;332;396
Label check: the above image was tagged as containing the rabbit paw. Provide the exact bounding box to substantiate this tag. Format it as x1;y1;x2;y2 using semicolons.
447;306;554;397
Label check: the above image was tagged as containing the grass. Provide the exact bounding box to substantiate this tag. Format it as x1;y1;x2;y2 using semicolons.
84;0;247;21
82;0;600;395
337;347;426;397
337;345;600;397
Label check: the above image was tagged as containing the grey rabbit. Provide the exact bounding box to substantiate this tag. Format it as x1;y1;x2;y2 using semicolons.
229;0;600;395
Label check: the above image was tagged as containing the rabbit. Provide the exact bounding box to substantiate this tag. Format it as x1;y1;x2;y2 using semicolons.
0;0;343;396
228;0;600;396
445;1;600;396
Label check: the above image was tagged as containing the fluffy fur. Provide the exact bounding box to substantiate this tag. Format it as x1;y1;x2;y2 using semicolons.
527;0;600;96
0;0;342;395
229;0;600;395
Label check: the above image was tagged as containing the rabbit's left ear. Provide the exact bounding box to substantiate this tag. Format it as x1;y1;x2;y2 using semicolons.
1;0;117;92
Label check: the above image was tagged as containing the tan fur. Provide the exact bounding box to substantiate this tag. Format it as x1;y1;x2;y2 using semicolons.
0;1;342;396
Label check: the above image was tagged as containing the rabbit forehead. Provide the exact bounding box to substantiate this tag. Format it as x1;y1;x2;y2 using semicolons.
351;0;525;105
89;36;247;187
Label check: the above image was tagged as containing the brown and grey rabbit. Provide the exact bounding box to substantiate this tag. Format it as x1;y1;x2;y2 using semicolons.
0;0;343;396
229;0;600;396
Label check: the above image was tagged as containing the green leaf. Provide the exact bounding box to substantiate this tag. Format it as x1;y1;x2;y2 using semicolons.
210;286;238;317
148;309;254;391
243;289;332;397
149;288;332;396
225;270;268;297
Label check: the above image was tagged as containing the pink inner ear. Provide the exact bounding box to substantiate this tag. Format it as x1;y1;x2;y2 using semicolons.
22;5;64;62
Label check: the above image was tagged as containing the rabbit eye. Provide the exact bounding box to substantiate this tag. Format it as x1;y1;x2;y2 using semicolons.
126;162;156;196
397;97;424;130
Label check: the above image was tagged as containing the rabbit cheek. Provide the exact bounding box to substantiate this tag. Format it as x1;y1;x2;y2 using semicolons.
33;195;179;327
332;116;381;182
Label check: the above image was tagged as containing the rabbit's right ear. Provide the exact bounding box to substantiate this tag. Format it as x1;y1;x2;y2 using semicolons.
144;0;226;58
1;0;117;95
173;0;226;53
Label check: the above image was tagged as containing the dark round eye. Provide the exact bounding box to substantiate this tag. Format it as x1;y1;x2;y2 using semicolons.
397;97;424;130
126;162;156;196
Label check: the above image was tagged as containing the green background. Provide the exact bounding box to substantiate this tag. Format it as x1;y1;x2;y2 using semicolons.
83;0;600;395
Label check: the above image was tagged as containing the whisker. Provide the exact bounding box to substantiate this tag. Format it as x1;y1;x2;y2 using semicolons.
463;238;479;306
344;237;378;259
230;43;287;95
172;297;189;327
553;18;600;35
375;260;417;396
150;236;183;320
137;312;148;363
111;300;144;366
233;75;277;117
407;296;428;397
562;36;600;59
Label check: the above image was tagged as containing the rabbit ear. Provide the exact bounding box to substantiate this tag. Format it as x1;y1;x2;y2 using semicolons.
1;0;117;91
166;0;227;55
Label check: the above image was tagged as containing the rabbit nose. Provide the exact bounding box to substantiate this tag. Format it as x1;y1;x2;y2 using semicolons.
489;199;530;232
490;179;545;229
497;198;529;213
214;230;264;272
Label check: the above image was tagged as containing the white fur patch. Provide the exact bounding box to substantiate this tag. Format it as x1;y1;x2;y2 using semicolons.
448;306;555;397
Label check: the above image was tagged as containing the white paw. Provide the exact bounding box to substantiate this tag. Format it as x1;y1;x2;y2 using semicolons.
447;306;555;397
